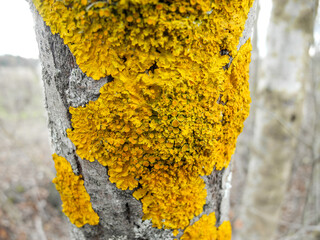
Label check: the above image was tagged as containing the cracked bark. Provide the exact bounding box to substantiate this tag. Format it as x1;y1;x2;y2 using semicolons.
28;1;256;239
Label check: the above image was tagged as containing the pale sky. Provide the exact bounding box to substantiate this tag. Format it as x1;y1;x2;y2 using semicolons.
0;0;271;60
0;0;39;59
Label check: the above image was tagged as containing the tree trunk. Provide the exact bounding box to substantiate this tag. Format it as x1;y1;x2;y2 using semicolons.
238;1;318;240
28;1;256;239
302;19;320;238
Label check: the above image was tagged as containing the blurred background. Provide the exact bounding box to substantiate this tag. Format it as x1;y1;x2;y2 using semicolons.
0;0;319;239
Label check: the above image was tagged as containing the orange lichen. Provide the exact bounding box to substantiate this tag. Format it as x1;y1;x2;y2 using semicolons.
66;40;252;231
180;212;231;240
217;221;232;240
52;154;99;228
32;0;253;80
33;0;254;234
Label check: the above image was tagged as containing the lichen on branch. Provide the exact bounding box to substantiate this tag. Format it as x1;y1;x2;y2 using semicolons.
52;154;99;228
181;212;232;240
32;0;253;80
33;0;254;236
66;40;252;232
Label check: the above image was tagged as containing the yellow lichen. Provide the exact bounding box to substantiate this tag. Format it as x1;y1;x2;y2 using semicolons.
66;39;252;231
217;221;232;240
52;153;99;228
33;0;254;234
180;212;231;240
32;0;253;80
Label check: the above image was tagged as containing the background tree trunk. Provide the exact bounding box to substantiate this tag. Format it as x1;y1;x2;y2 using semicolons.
230;0;260;228
237;1;319;240
29;1;257;239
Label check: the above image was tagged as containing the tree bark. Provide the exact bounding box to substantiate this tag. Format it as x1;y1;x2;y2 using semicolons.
28;1;256;239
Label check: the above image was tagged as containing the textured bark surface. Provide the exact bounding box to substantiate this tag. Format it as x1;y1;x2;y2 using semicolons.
29;1;256;239
237;1;318;240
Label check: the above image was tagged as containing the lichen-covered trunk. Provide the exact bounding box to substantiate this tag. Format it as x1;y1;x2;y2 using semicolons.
29;1;256;239
238;1;318;240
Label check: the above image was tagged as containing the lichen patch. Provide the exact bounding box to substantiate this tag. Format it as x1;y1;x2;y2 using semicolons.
52;154;99;228
34;0;254;235
181;212;231;240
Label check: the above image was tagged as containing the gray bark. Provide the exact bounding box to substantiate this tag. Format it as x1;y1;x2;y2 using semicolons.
28;2;256;239
237;1;318;240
